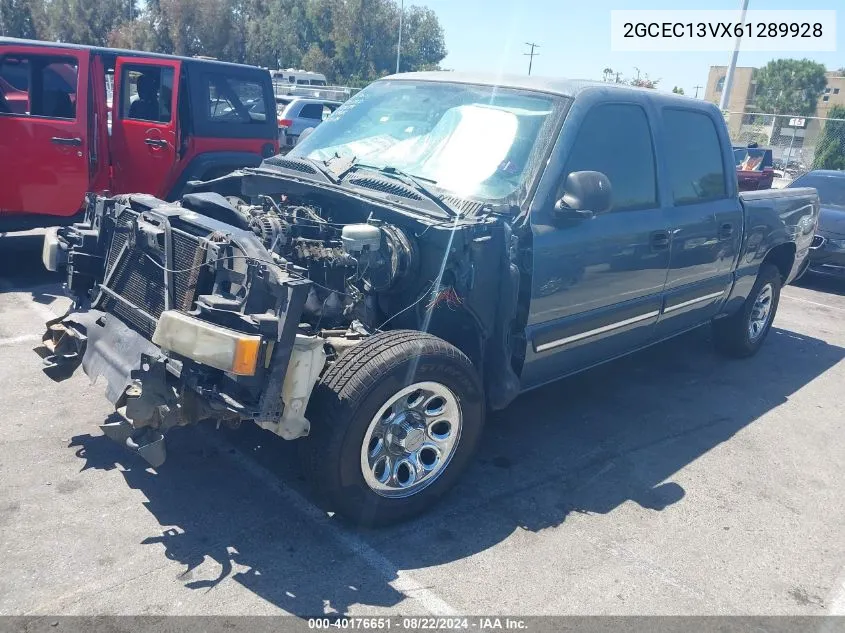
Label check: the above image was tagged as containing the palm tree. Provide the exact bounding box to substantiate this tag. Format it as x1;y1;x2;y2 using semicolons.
602;67;613;82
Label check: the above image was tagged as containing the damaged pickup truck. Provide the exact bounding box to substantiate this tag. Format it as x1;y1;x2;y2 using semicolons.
40;73;819;525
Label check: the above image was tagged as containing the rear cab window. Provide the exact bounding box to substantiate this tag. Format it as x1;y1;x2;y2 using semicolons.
662;109;728;205
0;54;78;120
733;147;773;172
205;74;267;123
298;103;324;120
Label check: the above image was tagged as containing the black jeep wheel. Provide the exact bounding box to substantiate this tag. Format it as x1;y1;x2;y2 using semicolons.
712;263;781;358
300;330;484;526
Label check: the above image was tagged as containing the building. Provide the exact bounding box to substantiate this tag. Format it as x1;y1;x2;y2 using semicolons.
704;65;845;164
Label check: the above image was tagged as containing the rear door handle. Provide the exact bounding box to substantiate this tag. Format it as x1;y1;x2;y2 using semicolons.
51;136;82;147
650;231;670;250
719;223;734;240
144;138;168;148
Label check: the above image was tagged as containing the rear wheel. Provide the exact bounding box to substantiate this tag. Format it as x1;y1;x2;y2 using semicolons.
300;330;484;526
712;263;781;358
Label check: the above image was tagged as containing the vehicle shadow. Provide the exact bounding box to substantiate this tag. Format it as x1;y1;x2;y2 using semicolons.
69;427;406;617
794;273;845;297
68;322;844;616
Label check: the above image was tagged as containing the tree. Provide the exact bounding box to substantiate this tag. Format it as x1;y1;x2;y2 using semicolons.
396;6;446;73
813;105;845;170
672;86;684;95
0;0;37;38
42;0;136;46
754;58;828;116
602;67;613;82
9;0;447;85
628;75;659;89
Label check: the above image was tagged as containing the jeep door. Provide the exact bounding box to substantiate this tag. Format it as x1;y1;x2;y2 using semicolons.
0;44;90;219
521;94;671;389
110;57;180;197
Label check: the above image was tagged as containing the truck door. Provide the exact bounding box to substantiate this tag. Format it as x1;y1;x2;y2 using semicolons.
654;107;742;338
520;99;671;389
0;46;90;219
111;57;180;197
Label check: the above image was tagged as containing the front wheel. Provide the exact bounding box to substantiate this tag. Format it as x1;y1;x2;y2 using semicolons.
300;330;484;526
712;263;782;358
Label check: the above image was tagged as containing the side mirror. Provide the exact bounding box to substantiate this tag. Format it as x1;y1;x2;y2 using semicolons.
554;171;612;220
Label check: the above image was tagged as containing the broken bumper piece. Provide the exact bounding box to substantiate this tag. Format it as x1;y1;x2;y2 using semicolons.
39;310;193;468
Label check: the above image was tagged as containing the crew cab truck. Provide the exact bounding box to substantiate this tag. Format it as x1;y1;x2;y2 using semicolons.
40;73;819;526
0;37;278;233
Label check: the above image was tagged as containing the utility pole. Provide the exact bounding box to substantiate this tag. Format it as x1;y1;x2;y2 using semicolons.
694;85;703;98
524;42;540;76
634;66;641;81
395;0;404;74
719;0;751;111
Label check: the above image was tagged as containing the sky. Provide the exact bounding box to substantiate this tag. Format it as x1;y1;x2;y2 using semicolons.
413;0;844;98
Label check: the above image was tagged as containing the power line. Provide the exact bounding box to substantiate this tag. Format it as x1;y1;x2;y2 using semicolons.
524;42;540;76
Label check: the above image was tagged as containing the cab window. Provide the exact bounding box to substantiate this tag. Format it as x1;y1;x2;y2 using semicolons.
0;55;78;120
205;75;266;123
561;103;657;212
663;109;727;204
120;65;174;123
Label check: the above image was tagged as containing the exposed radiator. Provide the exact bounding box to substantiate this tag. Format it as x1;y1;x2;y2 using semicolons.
98;208;203;339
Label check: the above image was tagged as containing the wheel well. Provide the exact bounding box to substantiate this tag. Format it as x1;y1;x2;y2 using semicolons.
763;242;796;282
424;307;484;369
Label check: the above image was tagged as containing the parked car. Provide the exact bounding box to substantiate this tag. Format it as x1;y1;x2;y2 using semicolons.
277;97;341;150
0;37;279;232
733;144;774;191
788;170;845;278
41;73;819;526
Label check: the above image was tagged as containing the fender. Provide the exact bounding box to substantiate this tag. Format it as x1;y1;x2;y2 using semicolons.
721;188;818;315
166;151;265;201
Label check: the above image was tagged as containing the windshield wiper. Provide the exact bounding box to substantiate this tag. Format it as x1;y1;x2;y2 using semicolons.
350;163;458;217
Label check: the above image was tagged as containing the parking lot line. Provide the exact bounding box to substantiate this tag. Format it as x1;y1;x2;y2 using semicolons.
201;430;459;616
782;292;845;313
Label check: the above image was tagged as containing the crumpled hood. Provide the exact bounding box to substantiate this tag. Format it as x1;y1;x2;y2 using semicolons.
819;205;845;237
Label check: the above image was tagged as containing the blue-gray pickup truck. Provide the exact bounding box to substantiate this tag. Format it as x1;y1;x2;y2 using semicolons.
42;72;819;525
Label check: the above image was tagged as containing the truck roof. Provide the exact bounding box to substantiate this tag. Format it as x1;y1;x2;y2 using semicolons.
0;37;265;73
382;71;708;106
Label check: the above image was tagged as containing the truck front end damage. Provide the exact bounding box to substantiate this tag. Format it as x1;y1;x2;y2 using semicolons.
42;193;316;466
41;167;520;471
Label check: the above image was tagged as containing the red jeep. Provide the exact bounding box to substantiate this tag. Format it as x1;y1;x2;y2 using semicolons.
0;38;278;232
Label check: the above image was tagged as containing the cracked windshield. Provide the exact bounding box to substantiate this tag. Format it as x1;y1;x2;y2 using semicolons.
291;80;563;201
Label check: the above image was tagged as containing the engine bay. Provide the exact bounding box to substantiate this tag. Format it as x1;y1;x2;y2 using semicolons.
228;195;417;332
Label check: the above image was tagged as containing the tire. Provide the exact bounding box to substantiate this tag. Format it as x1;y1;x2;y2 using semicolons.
712;263;781;358
300;330;484;526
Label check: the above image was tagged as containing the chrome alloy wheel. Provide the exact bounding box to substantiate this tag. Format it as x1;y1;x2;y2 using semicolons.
360;381;462;498
748;283;774;341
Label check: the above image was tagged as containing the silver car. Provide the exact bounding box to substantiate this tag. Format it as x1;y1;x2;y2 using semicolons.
277;97;341;150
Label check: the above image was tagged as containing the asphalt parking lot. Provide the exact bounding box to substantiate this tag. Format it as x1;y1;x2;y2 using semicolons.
0;231;843;617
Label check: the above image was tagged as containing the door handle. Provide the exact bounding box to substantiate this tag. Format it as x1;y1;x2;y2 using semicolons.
51;136;82;147
719;223;734;240
144;138;168;148
650;231;670;250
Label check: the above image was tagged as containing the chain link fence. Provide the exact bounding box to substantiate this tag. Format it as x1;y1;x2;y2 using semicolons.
724;112;845;186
